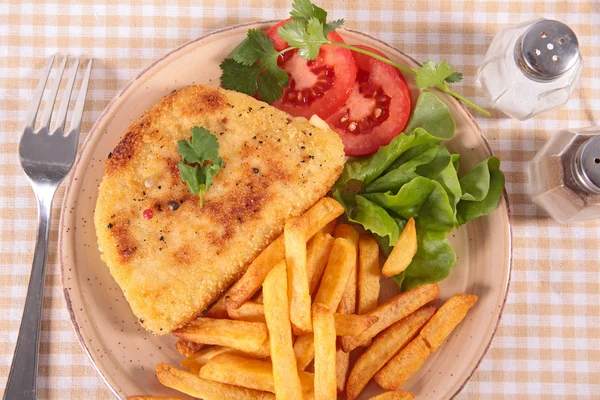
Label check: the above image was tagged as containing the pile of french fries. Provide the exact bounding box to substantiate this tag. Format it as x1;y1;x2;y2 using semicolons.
129;198;478;400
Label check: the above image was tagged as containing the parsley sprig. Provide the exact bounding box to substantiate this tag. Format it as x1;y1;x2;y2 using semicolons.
220;0;489;116
177;126;224;208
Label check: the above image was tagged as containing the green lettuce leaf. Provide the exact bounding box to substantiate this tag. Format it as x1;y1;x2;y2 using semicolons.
416;147;462;220
333;191;401;247
402;230;456;291
365;146;438;193
456;157;505;225
364;176;455;233
403;91;455;139
336;128;445;190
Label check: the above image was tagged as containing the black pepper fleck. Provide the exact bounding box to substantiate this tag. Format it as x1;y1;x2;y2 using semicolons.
107;223;113;229
107;152;112;159
252;168;260;174
168;201;179;211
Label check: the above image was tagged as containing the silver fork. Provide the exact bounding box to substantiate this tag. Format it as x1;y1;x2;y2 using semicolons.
3;55;92;400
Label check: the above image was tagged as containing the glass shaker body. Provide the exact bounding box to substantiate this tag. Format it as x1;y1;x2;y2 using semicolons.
528;127;600;223
478;19;583;120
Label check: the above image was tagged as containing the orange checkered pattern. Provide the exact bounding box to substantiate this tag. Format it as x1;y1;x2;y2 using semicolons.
1;1;599;399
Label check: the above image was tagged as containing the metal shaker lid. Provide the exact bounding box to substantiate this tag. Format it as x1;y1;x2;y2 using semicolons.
573;135;600;194
515;19;580;81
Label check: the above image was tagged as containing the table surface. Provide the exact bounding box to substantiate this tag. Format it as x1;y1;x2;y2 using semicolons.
1;0;599;399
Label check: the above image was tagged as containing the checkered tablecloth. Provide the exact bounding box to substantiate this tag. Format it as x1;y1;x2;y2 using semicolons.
1;0;599;399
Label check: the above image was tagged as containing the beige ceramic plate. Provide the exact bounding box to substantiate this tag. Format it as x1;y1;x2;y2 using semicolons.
59;21;512;399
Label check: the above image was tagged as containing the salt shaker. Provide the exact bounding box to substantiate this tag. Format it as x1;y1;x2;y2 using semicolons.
478;19;583;120
528;127;600;223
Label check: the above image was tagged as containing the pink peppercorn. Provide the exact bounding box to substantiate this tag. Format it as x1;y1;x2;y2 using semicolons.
143;209;153;220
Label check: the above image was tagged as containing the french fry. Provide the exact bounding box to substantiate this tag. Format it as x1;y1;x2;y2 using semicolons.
336;348;350;393
199;353;314;397
227;300;265;323
128;396;184;400
263;262;303;400
335;224;359;363
226;235;285;310
381;218;417;278
307;232;335;295
419;293;478;352
156;362;274;400
181;346;234;374
298;197;345;239
227;198;343;310
175;339;204;357
341;283;440;352
374;335;430;390
314;237;355;310
368;390;415;400
253;291;264;304
357;234;380;315
320;219;337;235
204;296;229;319
333;224;359;247
173;318;268;353
375;294;478;390
334;314;378;337
293;333;314;371
180;340;271;374
312;304;336;400
334;226;359;316
346;307;436;400
223;302;375;337
295;238;355;372
285;217;312;333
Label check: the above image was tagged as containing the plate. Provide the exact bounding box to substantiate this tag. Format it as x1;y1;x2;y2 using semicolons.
59;21;512;399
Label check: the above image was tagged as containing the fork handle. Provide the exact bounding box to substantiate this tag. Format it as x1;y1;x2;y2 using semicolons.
4;191;55;400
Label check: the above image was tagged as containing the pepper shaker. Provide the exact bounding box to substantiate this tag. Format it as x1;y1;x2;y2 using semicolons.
528;127;600;223
478;19;583;120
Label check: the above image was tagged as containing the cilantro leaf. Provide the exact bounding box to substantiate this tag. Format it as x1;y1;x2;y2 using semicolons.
324;18;345;35
203;158;224;190
221;29;289;102
257;70;286;103
220;58;261;97
178;162;201;194
230;29;280;67
278;18;329;60
290;0;328;24
445;71;463;84
191;126;220;160
177;126;224;208
415;60;456;89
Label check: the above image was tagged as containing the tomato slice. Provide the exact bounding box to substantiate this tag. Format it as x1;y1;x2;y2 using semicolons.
325;45;412;156
266;20;356;120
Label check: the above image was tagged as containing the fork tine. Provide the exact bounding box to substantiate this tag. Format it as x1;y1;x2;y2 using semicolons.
67;58;92;137
24;55;55;130
54;58;80;134
39;56;67;131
